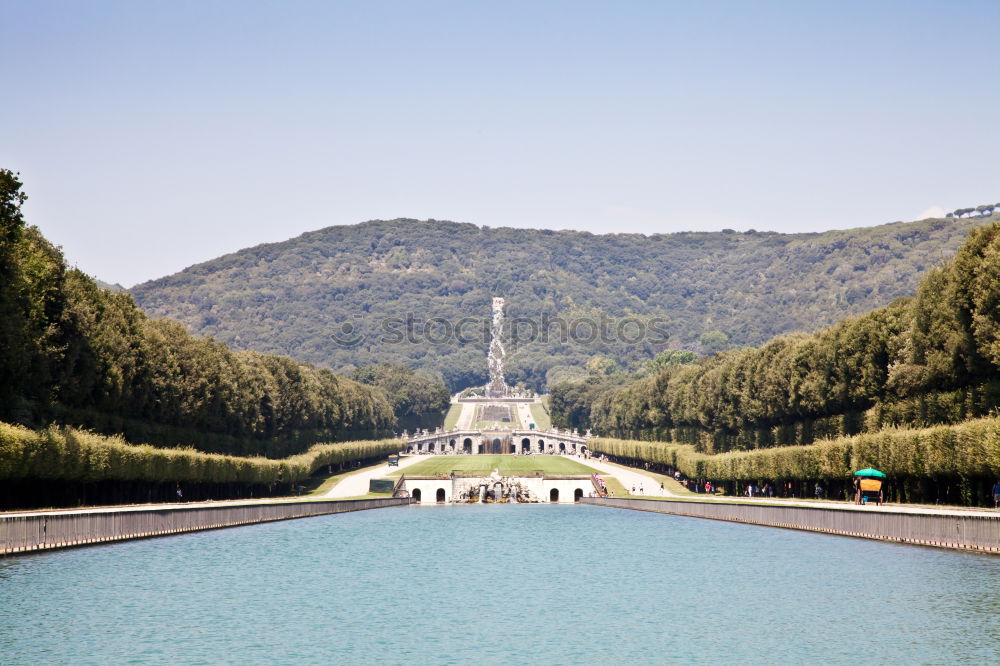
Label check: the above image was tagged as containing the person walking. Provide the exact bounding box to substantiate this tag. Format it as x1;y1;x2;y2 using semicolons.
993;479;1000;508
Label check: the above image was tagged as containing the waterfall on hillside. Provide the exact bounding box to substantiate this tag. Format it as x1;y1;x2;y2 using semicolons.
486;297;509;398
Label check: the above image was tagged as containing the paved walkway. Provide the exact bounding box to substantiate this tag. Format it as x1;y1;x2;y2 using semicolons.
324;455;426;498
515;401;535;429
454;400;475;429
577;456;1000;519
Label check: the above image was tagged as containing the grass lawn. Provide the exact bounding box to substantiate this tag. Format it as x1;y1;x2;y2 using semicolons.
529;403;552;430
392;455;597;477
601;476;628;497
443;403;463;429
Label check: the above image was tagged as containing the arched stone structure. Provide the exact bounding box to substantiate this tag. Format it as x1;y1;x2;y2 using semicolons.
436;488;446;503
549;488;559;502
463;438;472;453
412;488;422;503
574;488;584;502
521;437;530;453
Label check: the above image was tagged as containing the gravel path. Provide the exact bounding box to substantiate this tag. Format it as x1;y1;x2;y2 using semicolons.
578;456;1000;518
323;455;425;498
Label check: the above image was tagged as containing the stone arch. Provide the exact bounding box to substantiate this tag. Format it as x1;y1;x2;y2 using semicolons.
549;488;559;502
558;442;566;453
449;439;456;452
436;488;446;503
492;438;501;454
574;488;584;502
428;441;435;452
463;438;473;453
521;437;530;453
537;439;545;452
508;441;516;453
412;488;422;503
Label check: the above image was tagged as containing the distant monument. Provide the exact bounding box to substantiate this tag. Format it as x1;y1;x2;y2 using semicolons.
485;297;509;398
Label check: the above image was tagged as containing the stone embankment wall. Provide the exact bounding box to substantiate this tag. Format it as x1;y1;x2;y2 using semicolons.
1;497;408;556
582;497;1000;553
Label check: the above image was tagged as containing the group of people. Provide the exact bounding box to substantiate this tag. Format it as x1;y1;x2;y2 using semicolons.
745;482;775;497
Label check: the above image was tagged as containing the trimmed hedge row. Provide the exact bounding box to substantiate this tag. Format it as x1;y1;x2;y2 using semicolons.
0;421;404;485
589;415;1000;482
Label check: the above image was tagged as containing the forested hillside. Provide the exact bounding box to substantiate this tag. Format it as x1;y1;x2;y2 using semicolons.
551;221;1000;456
131;216;989;391
0;170;395;457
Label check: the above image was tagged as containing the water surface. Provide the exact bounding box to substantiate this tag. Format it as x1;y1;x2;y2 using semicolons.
1;504;997;664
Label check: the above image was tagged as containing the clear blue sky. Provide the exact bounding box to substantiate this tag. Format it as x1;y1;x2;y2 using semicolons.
3;0;999;286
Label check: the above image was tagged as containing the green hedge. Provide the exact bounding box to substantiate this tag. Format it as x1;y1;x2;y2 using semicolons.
590;415;1000;482
0;421;403;485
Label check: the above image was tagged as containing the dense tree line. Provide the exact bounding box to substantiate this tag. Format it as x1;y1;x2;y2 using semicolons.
350;363;450;431
0;170;395;457
946;203;998;219
552;222;1000;453
0;421;402;509
589;413;1000;506
131;212;992;391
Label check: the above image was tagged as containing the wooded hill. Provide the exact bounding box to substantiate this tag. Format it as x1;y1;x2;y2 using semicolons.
130;216;989;392
0;170;397;458
551;221;1000;462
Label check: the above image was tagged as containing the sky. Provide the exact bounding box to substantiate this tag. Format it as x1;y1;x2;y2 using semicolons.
3;0;999;286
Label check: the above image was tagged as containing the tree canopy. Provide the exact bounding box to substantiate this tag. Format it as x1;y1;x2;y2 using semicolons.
131;215;993;391
551;222;1000;454
0;170;395;457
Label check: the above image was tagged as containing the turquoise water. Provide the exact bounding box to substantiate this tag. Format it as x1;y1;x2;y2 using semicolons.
1;504;998;664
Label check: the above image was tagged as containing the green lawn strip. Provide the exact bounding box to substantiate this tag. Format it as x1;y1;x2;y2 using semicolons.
391;454;598;477
601;476;628;497
528;403;551;430
443;404;462;430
